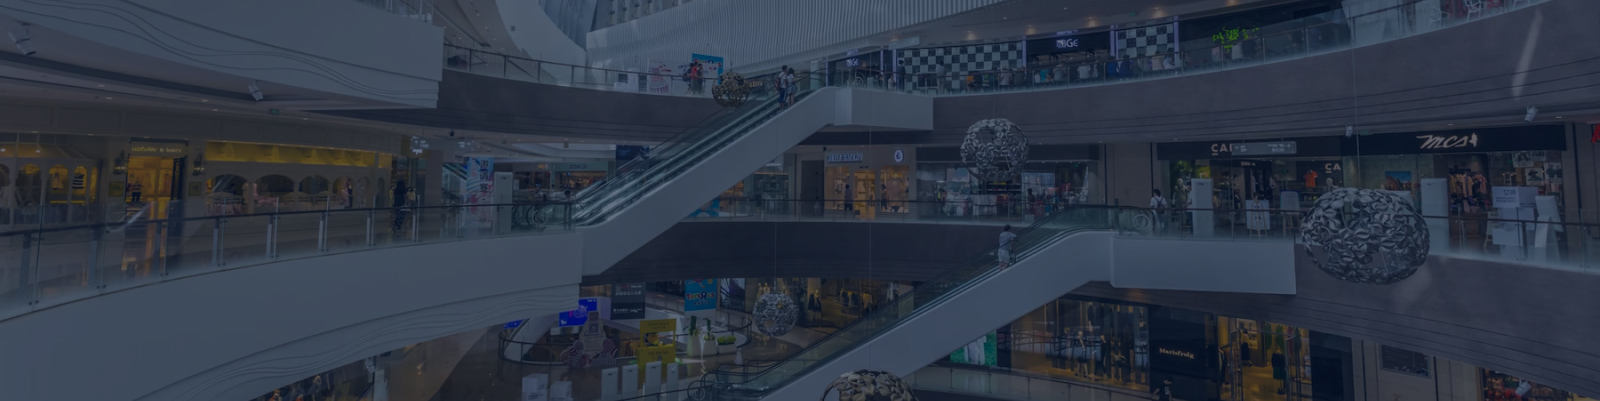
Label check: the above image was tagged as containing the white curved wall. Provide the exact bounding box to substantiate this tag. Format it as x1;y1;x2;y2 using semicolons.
585;0;1008;73
0;234;583;401
0;0;443;107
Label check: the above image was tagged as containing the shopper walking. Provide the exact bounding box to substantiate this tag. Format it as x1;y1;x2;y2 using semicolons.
844;184;855;214
1150;189;1168;233
998;224;1018;269
391;179;408;231
785;67;798;105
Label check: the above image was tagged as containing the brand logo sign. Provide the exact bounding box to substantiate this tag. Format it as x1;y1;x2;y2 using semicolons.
129;142;187;156
826;152;865;163
893;149;905;163
1055;38;1080;49
1417;134;1479;150
1158;347;1195;360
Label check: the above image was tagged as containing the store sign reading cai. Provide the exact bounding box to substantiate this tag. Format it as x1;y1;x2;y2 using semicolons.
1416;133;1478;150
1210;141;1296;156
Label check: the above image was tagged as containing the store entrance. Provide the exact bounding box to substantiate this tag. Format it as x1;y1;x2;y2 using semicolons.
1222;319;1312;401
125;156;186;219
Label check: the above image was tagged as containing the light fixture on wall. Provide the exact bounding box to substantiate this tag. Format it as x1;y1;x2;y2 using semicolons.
248;80;264;101
112;151;128;175
191;151;207;176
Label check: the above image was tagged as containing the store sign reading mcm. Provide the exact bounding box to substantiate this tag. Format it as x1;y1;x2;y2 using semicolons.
1416;133;1479;150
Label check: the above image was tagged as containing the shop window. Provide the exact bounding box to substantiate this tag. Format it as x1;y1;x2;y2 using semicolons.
204;141;382;167
0;164;10;224
15;164;41;223
1380;345;1430;378
255;175;295;210
207;174;248;216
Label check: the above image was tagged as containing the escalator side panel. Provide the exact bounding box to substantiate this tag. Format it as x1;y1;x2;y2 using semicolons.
578;87;841;275
761;231;1116;401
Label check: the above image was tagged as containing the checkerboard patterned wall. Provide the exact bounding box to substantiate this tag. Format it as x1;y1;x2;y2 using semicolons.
898;42;1024;76
1113;22;1177;58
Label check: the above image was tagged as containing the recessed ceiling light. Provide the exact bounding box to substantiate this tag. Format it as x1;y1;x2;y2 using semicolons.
97;84;105;87
211;109;218;111
1556;116;1563;119
201;99;208;102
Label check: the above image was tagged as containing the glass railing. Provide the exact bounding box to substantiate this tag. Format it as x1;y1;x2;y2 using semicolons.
905;363;1157;401
827;0;1546;96
349;0;434;23
0;202;571;319
1113;207;1600;275
443;44;793;99
681;198;1095;225
570;83;823;226
704;205;1119;399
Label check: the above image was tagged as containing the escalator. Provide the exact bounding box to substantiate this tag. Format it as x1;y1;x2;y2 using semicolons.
705;206;1125;401
572;83;844;274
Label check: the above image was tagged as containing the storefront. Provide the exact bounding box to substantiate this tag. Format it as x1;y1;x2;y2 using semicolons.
548;160;613;191
1341;125;1570;218
810;146;914;219
827;49;889;87
1157;137;1344;212
203;141;391;214
0;134;102;226
917;144;1103;212
1482;370;1596;401
1023;31;1112;82
1005;297;1153;392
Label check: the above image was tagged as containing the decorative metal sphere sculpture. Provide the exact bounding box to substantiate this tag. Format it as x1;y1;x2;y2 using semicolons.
960;119;1029;183
822;370;918;401
712;71;759;107
752;292;799;336
1298;188;1430;284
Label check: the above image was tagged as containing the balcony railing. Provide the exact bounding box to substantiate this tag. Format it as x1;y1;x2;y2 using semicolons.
0;202;571;320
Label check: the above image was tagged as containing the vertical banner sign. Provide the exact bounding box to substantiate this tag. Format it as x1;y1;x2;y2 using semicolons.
684;279;718;311
463;157;495;227
611;283;647;320
637;319;678;383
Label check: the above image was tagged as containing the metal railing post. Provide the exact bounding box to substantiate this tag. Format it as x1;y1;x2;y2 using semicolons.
267;214;279;259
20;233;37;305
411;208;420;242
157;222;170;276
89;227;104;289
213;217;225;267
318;212;329;253
366;209;376;246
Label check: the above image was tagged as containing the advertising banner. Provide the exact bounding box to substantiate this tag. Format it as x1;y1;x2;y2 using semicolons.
684;279;717;311
690;54;724;83
647;59;673;94
558;298;607;327
611;283;646;320
463;157;496;227
1245;200;1270;231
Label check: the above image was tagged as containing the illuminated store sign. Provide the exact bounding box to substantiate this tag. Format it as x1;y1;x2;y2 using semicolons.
826;152;864;163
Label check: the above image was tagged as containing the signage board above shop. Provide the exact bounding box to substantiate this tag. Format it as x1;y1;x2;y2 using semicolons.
1343;125;1567;155
1228;141;1297;156
129;141;188;157
1158;137;1338;160
825;152;865;163
1025;31;1111;55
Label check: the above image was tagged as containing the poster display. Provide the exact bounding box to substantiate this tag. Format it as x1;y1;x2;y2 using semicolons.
611;283;646;320
463;157;496;227
684;279;717;311
647;60;673;93
690;54;724;83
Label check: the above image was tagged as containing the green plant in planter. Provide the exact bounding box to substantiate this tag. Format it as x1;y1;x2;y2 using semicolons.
716;335;736;345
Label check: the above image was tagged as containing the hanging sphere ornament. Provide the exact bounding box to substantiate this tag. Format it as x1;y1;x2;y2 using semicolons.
960;118;1030;183
822;370;918;401
752;292;799;336
1298;188;1430;284
711;71;759;107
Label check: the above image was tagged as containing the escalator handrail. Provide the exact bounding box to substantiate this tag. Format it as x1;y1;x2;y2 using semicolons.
710;205;1119;390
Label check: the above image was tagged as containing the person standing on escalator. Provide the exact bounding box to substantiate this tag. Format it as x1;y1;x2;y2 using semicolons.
998;225;1018;269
